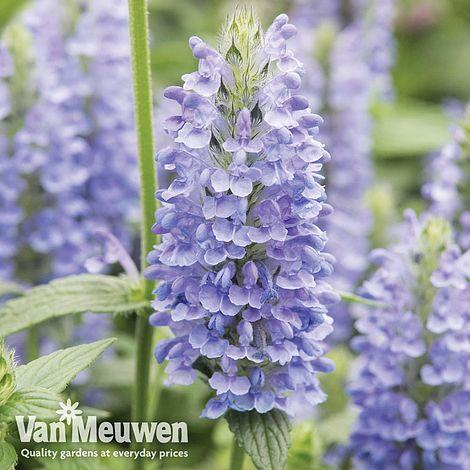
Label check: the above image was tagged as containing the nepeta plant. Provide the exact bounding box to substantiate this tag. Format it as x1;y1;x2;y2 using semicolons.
348;213;470;469
146;9;338;420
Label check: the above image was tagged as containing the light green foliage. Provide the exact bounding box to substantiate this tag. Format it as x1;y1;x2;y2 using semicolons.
0;339;114;468
15;338;116;393
0;441;17;470
2;387;62;421
0;282;24;300
0;275;147;337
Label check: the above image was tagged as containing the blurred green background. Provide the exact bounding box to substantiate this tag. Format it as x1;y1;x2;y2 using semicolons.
148;0;470;214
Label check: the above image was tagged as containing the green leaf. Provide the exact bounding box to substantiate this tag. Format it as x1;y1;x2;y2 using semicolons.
15;338;116;393
0;274;148;337
2;387;61;420
0;281;24;298
226;410;292;470
0;441;17;469
336;290;387;308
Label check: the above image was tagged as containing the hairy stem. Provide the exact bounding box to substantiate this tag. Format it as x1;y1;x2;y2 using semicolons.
127;0;157;467
127;0;156;282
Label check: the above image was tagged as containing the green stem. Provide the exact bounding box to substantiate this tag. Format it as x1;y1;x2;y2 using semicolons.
127;0;157;467
26;326;39;362
148;337;166;421
230;438;245;470
127;0;157;285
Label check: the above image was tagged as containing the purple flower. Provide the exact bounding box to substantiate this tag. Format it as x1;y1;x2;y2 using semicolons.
223;108;263;154
423;125;465;222
423;115;470;252
348;214;470;468
146;9;338;419
0;43;24;281
8;0;140;281
183;36;230;97
289;0;399;342
1;0;140;360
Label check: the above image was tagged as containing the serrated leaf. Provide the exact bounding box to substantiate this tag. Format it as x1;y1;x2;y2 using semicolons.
226;410;291;470
15;338;115;393
0;441;17;469
0;274;148;337
0;281;25;298
2;387;61;420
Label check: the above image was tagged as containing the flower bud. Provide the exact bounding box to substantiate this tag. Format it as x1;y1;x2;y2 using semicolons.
0;343;16;408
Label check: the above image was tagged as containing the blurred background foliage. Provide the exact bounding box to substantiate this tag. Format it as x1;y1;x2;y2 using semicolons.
2;0;470;468
147;0;470;211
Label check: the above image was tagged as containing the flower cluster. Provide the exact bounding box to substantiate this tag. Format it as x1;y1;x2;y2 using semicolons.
291;0;398;341
0;43;24;281
15;0;92;278
422;124;464;221
359;0;397;98
320;18;374;342
69;0;140;243
348;212;470;469
423;111;470;250
11;0;139;280
146;10;338;418
0;0;141;358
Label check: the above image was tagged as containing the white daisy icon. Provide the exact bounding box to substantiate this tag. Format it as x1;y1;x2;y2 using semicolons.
56;399;83;425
